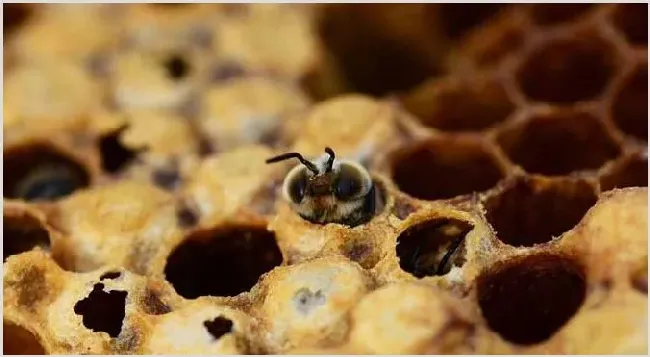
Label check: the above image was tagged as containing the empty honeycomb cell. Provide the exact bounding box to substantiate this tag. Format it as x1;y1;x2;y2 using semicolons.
611;64;648;141
3;321;46;355
484;176;598;247
396;218;474;278
403;75;516;132
516;34;617;103
3;210;50;262
4;143;90;201
477;253;587;345
496;109;621;176
611;3;648;46
99;125;141;174
391;136;506;201
164;225;283;298
600;152;648;191
73;283;128;338
529;4;594;26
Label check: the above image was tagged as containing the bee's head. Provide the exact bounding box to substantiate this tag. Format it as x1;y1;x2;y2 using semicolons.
266;147;373;223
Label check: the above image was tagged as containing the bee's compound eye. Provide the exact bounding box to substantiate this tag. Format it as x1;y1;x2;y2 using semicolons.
286;168;308;204
334;162;370;201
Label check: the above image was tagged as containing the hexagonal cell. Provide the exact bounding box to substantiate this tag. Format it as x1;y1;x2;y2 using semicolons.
396;217;474;278
164;225;283;298
529;4;594;26
3;321;46;355
496;109;621;176
391;136;506;201
517;34;618;103
600;152;648;191
484;176;598;247
611;3;648;46
4;143;91;202
404;75;516;132
477;254;586;345
611;64;648;141
4;210;50;262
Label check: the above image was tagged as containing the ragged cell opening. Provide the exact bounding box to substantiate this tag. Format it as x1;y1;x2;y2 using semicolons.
203;316;233;340
477;254;587;345
600;152;648;191
74;283;127;338
484;176;598;247
391;137;505;201
611;3;648;46
396;218;474;278
496;110;621;176
611;64;647;142
3;211;51;262
4;143;90;201
405;76;515;132
516;34;617;103
529;4;594;26
164;225;283;298
99;125;140;174
3;321;46;355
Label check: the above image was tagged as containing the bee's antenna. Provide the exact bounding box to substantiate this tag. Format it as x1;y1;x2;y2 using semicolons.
324;147;335;172
266;152;319;175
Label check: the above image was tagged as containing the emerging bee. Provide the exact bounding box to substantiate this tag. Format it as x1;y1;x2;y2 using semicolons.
266;147;377;227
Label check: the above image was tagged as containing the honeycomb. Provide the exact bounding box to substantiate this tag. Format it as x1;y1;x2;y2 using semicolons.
3;3;648;355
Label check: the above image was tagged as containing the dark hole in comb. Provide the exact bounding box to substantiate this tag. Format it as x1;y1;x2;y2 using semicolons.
396;218;474;278
164;225;283;298
74;283;127;338
3;212;51;262
203;316;233;340
477;254;586;345
391;137;505;201
100;272;122;281
4;143;90;202
99;125;141;174
164;55;191;80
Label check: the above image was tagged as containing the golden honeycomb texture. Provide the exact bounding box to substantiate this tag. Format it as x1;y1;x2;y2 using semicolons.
3;3;648;355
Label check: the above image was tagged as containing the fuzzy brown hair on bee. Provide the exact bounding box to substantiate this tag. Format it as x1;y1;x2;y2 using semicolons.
265;147;376;227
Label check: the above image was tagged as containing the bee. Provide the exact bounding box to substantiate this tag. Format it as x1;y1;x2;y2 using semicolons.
265;147;377;227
